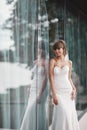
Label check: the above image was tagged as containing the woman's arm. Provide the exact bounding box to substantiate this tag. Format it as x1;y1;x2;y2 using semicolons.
68;60;76;99
49;59;58;105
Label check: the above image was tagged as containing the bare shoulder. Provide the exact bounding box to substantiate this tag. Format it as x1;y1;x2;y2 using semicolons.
68;60;72;64
67;60;72;68
50;58;55;64
49;58;56;68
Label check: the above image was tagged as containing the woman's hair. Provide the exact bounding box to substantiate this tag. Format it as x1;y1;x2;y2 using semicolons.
53;40;67;56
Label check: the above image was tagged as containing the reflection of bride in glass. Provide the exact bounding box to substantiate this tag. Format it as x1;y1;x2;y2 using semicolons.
20;41;48;130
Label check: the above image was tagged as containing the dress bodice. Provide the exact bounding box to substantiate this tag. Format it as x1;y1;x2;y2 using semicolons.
30;65;45;93
54;65;69;80
29;65;48;103
54;65;72;94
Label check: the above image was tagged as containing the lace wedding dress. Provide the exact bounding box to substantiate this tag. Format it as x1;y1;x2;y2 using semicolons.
52;65;80;130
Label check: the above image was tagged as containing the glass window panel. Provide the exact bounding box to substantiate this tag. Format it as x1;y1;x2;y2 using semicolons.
46;0;87;126
0;0;49;129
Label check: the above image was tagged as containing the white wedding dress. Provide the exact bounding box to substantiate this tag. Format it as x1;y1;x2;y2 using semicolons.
52;65;80;130
20;65;48;130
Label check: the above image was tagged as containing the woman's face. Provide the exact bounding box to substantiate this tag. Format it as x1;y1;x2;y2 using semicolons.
54;47;64;57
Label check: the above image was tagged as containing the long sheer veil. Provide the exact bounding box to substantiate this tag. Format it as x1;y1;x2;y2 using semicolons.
65;53;69;61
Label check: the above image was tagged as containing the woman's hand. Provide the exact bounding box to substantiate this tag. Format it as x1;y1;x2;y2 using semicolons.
53;95;59;105
71;89;76;100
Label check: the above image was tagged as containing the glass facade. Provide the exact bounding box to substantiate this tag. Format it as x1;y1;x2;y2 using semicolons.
46;0;87;111
0;0;49;129
0;0;87;129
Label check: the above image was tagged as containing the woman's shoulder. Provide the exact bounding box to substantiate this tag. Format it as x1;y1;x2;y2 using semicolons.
67;60;72;67
49;58;56;66
50;58;56;62
68;60;72;64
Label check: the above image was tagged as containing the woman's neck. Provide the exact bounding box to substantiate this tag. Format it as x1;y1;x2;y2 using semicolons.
56;55;65;61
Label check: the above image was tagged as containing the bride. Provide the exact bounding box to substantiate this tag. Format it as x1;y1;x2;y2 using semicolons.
20;45;48;130
49;40;80;130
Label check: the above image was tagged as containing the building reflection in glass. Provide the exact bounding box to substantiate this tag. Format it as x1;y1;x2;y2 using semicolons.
0;0;87;129
46;0;87;112
0;0;49;129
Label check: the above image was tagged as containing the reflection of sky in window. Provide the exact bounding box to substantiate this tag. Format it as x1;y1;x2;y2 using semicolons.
0;0;32;94
0;29;14;50
0;0;14;50
0;0;12;25
0;62;32;94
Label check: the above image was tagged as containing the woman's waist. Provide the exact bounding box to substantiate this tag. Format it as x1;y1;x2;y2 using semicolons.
54;78;72;87
54;76;68;81
56;87;72;95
